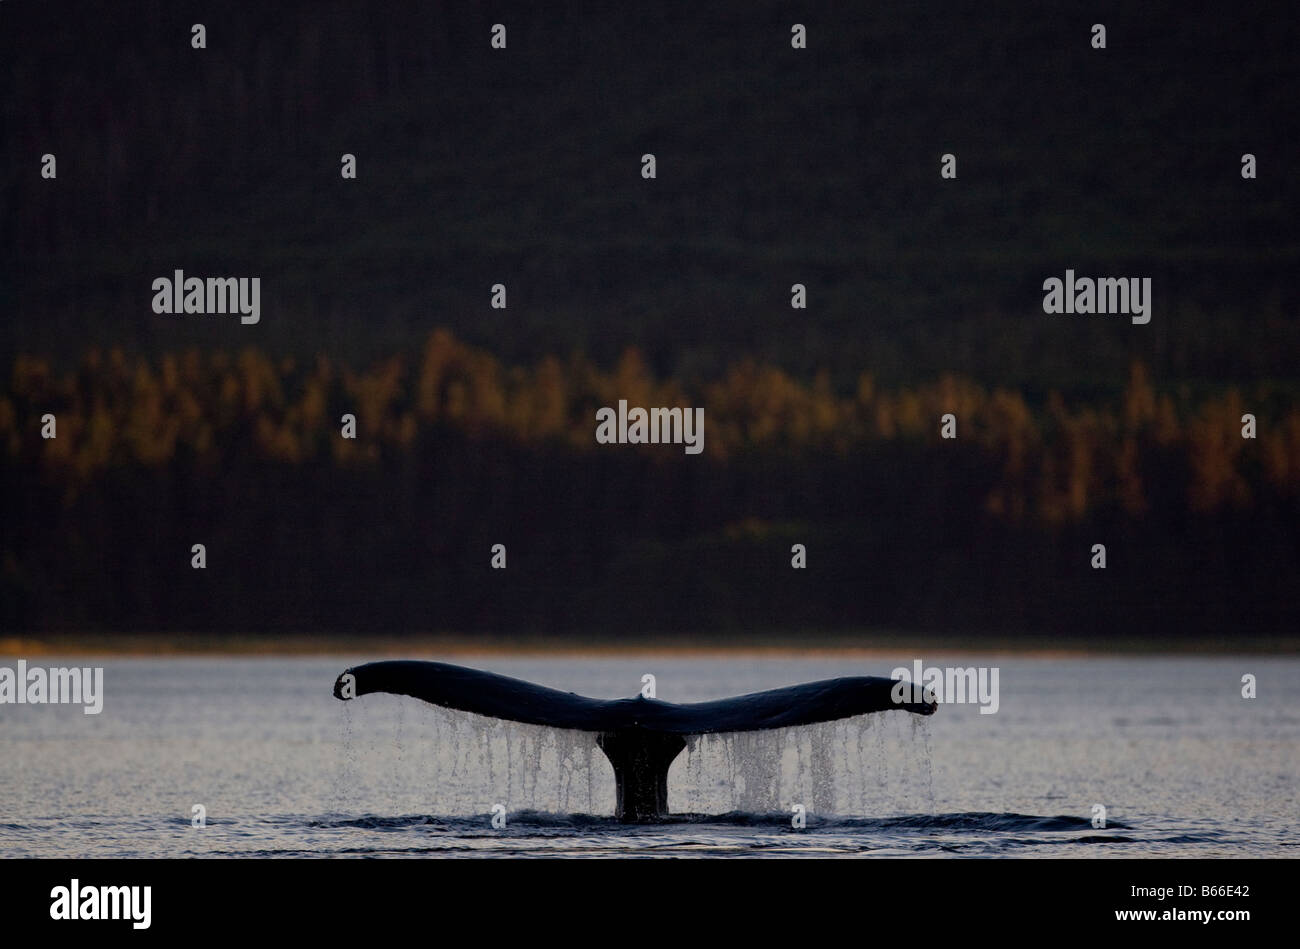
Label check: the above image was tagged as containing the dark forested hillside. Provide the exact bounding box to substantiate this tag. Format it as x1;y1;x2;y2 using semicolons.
2;2;1297;641
2;0;1297;391
2;338;1297;638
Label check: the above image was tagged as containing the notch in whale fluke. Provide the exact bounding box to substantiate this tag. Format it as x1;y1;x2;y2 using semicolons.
334;660;936;822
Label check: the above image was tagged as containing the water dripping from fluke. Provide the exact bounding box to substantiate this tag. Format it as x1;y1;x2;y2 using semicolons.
333;660;938;823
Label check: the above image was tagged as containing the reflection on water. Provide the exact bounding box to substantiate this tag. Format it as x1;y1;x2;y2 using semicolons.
0;654;1296;857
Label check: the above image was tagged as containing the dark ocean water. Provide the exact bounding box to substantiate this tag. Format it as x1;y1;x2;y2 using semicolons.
1;655;1295;857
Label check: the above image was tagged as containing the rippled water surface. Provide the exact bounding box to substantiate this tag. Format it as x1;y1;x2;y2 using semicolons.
1;654;1296;857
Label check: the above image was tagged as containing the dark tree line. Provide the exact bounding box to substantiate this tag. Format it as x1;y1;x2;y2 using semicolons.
2;337;1296;639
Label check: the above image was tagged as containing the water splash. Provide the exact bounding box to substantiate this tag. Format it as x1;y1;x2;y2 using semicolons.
330;701;357;814
913;715;936;813
343;704;619;816
668;711;934;818
342;702;935;820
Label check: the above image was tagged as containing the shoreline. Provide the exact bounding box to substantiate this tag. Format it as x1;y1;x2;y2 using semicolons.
2;632;1297;658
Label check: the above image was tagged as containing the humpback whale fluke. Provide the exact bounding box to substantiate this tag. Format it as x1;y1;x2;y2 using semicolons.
334;660;937;822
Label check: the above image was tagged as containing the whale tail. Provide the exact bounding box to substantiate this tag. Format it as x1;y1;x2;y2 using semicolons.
334;660;936;822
